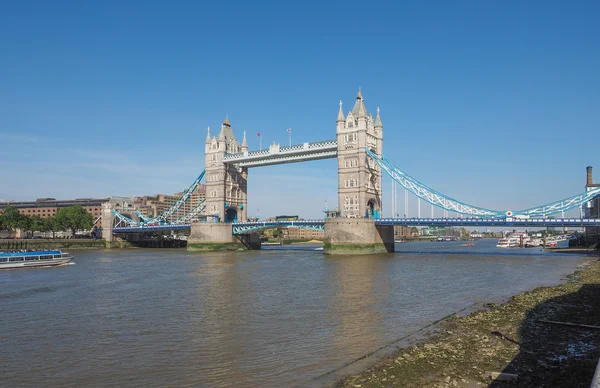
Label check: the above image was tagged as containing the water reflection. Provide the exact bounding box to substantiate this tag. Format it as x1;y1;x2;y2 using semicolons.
0;243;590;388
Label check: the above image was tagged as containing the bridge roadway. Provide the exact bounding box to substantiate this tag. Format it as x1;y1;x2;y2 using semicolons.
111;217;600;234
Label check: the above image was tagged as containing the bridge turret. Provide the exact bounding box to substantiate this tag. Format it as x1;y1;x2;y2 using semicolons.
204;115;247;223
241;130;248;152
356;92;367;131
336;90;382;219
336;100;345;132
218;121;226;151
204;126;212;153
375;107;383;158
375;107;383;129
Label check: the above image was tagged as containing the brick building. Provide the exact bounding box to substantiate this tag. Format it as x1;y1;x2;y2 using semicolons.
0;198;106;222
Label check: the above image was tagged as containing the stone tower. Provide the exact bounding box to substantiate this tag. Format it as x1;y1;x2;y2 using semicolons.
204;117;248;222
336;90;383;218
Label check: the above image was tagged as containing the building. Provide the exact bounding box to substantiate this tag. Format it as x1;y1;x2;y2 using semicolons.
133;185;206;220
0;198;107;222
394;225;412;240
286;227;324;240
204;116;248;222
336;90;383;218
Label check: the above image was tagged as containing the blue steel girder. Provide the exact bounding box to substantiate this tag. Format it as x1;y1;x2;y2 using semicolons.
113;224;191;233
223;140;337;168
111;209;140;227
172;199;207;224
374;217;600;227
136;210;152;223
149;169;206;224
232;220;325;235
367;148;600;218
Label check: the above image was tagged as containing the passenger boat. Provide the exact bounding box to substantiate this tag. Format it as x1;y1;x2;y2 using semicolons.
496;237;520;248
0;250;73;269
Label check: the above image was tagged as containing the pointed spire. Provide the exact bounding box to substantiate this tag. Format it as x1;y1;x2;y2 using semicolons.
337;100;345;122
242;130;247;147
218;125;225;141
205;126;211;143
357;98;367;118
375;107;383;128
223;115;231;126
352;88;367;118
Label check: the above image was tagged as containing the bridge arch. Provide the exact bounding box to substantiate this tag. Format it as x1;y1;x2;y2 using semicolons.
225;207;238;223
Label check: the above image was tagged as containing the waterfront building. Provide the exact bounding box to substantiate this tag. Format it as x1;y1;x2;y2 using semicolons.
0;197;107;222
286;227;324;240
394;225;412;240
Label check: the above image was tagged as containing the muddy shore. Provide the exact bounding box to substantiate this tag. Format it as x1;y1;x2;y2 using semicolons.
337;256;600;388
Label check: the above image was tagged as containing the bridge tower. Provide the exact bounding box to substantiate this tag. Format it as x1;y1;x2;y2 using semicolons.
336;90;383;218
204;117;248;222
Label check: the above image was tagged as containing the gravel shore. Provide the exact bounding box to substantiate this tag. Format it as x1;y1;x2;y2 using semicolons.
337;257;600;388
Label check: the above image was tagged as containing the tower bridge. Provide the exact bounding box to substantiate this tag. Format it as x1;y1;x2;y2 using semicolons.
107;90;600;254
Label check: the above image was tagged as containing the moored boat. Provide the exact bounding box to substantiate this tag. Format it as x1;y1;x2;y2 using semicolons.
0;250;73;269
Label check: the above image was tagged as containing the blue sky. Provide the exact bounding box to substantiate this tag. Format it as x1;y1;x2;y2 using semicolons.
1;1;599;219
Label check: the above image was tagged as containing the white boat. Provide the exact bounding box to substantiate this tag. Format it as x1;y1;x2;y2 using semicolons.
546;234;577;249
0;250;73;269
497;231;534;248
497;237;520;248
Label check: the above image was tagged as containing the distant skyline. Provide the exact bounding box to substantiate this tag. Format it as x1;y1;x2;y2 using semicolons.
1;1;599;219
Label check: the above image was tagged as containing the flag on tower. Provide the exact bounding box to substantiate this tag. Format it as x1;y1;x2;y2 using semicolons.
256;132;261;137
287;128;291;133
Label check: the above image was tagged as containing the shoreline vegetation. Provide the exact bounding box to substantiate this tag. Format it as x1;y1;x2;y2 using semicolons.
337;255;600;388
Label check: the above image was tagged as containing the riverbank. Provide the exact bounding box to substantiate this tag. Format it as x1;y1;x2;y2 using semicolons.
337;258;600;388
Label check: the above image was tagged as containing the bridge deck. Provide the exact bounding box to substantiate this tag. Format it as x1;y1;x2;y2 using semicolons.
222;140;337;167
112;217;600;233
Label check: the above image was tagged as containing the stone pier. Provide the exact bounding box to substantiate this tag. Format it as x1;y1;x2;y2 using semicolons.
324;218;395;255
187;222;260;251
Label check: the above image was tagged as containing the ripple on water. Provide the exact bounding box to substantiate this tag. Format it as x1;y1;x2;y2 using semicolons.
0;242;590;387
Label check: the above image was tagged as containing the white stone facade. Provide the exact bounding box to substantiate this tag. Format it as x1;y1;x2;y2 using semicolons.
204;117;248;222
336;91;383;218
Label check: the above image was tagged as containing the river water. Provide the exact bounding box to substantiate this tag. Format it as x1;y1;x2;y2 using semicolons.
0;240;590;387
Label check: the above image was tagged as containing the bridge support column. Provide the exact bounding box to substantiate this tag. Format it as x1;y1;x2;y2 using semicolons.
324;218;395;255
101;202;115;243
188;222;255;251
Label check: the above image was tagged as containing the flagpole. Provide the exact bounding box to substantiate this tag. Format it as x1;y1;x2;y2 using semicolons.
260;135;262;151
288;128;291;146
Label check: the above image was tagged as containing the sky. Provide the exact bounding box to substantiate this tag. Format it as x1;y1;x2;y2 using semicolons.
1;0;599;219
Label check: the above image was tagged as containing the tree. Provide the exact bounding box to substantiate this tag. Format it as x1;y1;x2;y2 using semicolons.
44;216;60;239
55;205;93;237
29;215;47;238
410;226;419;235
0;206;26;231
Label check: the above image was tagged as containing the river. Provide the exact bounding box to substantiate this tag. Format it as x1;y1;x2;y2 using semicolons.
0;240;590;387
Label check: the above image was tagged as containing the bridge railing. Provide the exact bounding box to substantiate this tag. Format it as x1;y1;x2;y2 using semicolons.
223;140;337;162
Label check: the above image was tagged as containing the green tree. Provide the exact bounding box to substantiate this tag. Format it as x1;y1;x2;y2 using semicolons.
44;216;60;239
28;215;47;237
55;205;93;237
0;206;24;230
410;226;419;235
17;214;32;238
